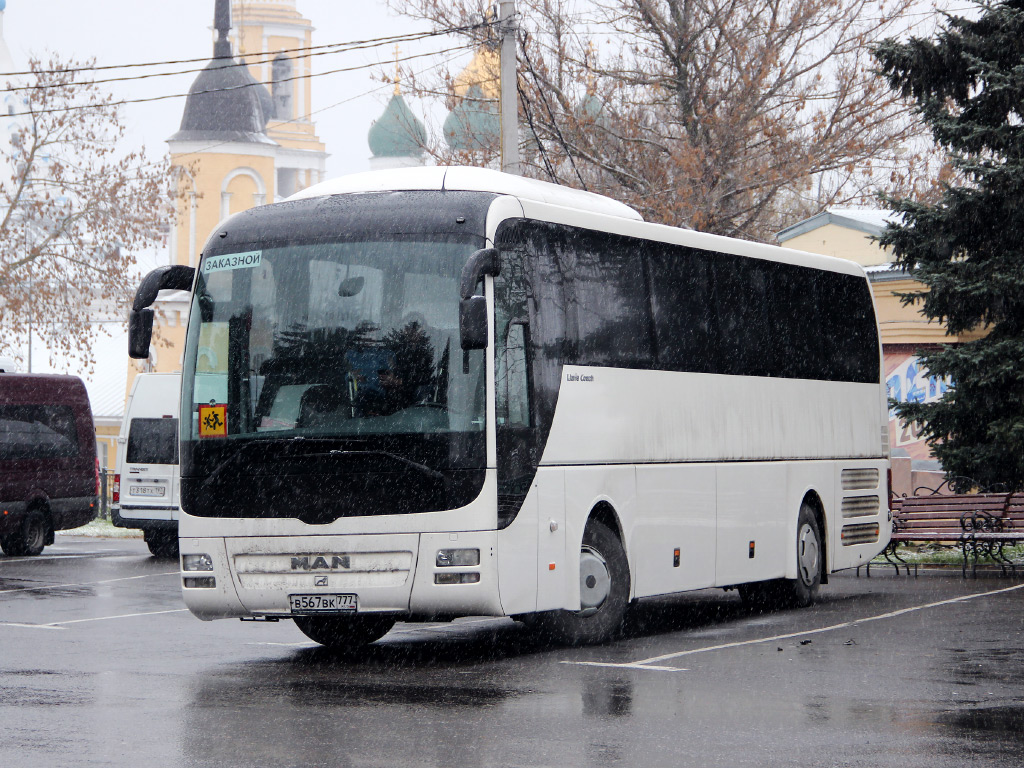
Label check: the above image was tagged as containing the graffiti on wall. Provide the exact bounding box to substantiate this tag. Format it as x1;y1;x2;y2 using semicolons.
885;353;951;458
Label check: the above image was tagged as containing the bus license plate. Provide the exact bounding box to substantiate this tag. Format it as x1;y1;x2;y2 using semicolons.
289;594;357;614
129;485;165;497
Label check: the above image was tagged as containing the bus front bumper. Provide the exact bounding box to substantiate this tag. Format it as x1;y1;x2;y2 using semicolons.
179;531;502;621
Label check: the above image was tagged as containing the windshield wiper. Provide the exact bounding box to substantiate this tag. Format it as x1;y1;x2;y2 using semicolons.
325;449;449;486
198;439;449;490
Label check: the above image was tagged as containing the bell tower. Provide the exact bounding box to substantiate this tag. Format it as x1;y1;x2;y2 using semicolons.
231;0;327;199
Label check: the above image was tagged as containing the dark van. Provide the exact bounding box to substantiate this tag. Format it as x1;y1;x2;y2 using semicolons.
0;373;99;556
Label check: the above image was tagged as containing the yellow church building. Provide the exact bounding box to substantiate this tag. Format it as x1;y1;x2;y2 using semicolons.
128;0;326;398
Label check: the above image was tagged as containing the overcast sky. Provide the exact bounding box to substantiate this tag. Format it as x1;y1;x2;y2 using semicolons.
3;0;456;179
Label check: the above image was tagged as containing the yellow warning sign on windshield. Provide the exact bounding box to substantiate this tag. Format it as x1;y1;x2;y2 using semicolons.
198;404;227;437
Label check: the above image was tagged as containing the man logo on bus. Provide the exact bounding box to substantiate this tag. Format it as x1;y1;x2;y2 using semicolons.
291;555;351;571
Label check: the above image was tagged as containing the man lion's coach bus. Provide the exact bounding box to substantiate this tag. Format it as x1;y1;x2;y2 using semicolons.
128;167;891;648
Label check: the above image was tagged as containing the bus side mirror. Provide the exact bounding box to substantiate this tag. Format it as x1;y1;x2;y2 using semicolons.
460;296;488;350
128;265;195;360
128;308;155;359
459;247;499;351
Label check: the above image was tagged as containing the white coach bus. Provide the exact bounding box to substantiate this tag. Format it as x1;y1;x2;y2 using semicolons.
128;167;891;648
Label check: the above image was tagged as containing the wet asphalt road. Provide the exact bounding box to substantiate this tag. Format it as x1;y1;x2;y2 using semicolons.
1;537;1023;768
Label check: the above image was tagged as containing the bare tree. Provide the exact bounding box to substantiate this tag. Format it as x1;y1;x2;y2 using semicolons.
391;0;943;241
0;56;172;368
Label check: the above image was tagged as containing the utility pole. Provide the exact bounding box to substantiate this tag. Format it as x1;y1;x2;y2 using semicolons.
498;0;520;175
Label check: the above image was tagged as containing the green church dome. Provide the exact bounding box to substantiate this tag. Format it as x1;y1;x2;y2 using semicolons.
443;83;499;152
368;92;427;158
577;92;606;124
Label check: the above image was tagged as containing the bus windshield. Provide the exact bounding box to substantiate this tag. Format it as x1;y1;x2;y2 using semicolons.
179;234;487;522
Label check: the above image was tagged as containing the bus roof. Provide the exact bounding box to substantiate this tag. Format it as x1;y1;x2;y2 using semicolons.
288;166;644;222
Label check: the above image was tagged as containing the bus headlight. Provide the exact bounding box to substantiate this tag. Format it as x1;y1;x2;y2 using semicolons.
436;549;480;567
182;553;214;571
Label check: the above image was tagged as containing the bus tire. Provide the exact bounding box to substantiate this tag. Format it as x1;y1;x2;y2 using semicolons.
293;614;396;649
739;502;822;611
785;501;823;608
536;520;630;646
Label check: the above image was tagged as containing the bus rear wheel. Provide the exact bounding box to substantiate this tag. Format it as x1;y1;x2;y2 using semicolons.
536;520;630;646
785;502;823;607
739;502;822;611
293;614;397;649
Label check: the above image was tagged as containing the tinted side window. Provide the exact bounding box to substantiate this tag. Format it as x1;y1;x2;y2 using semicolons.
567;230;655;369
0;405;80;460
648;245;718;373
769;262;822;380
715;254;774;377
126;418;179;464
816;272;880;384
497;219;878;385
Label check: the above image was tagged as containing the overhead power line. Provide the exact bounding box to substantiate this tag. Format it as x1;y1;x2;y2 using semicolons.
2;42;479;118
0;22;496;80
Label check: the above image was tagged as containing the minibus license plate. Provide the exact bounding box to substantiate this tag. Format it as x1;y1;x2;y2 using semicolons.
289;594;357;613
129;486;165;497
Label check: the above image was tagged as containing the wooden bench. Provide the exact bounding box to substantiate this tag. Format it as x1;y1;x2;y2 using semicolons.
864;491;1024;577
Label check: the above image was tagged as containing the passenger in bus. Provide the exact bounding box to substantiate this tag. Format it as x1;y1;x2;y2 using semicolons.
345;345;400;417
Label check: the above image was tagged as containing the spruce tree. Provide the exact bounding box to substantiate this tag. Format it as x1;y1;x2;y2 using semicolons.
872;1;1024;491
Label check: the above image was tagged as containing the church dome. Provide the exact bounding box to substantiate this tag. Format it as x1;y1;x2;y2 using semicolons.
443;83;499;152
169;57;274;144
368;92;426;158
168;0;274;145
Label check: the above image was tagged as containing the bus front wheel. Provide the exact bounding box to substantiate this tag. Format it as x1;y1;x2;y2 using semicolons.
293;614;396;649
536;520;630;646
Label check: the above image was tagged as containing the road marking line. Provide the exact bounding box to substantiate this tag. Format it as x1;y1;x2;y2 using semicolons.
44;608;189;626
0;622;65;630
562;582;1024;670
0;554;101;564
0;571;178;596
95;572;179;584
569;662;688;672
247;641;317;647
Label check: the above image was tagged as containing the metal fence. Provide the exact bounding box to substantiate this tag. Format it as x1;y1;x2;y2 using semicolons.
98;469;116;521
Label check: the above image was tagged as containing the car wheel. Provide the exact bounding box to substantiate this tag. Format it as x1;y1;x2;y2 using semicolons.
535;520;630;646
293;614;397;649
13;509;49;557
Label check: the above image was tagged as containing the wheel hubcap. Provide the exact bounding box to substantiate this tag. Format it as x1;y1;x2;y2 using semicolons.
578;545;611;617
797;522;820;586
